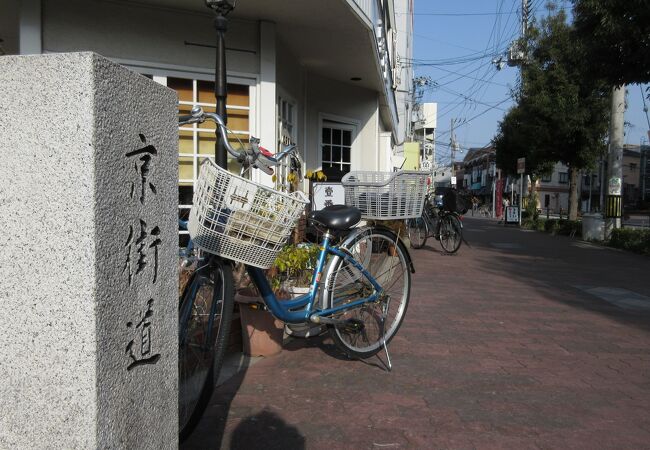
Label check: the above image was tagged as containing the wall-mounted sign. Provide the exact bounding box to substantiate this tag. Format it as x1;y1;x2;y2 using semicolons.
313;183;345;210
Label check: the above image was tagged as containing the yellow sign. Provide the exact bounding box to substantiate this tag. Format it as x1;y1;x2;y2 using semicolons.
404;142;420;170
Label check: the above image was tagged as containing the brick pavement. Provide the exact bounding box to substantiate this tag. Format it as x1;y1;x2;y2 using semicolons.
182;217;650;450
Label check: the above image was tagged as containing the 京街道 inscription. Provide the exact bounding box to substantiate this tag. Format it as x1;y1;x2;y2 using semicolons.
123;133;163;371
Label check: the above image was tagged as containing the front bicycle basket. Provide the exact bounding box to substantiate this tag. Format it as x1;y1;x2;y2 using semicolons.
341;171;428;220
188;160;309;269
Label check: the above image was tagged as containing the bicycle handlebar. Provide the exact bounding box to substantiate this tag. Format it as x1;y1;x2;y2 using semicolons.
179;106;297;175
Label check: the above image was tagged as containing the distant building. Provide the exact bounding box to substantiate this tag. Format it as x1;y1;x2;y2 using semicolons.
641;145;650;203
622;145;642;207
534;162;570;214
411;102;437;170
462;146;495;200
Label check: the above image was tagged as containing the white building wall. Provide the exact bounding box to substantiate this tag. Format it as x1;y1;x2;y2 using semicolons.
304;73;379;173
41;0;259;75
393;0;413;155
10;0;400;186
276;35;305;158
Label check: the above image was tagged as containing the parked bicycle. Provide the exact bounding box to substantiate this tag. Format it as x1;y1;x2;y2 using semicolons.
405;193;464;253
177;107;415;439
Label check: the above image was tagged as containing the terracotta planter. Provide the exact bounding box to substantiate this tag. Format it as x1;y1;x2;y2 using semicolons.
235;290;284;357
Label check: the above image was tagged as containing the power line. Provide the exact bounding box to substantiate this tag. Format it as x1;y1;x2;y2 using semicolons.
437;97;513;139
398;11;518;17
398;5;570;16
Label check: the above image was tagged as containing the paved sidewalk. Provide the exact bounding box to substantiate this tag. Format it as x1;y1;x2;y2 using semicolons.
183;217;650;449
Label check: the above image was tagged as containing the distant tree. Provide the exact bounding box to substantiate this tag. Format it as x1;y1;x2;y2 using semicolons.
494;9;610;220
572;0;650;86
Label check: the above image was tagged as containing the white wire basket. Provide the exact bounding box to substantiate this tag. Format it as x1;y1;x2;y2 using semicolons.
188;160;309;269
341;171;428;220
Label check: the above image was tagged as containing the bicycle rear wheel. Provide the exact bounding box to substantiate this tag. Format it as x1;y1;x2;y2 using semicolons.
325;228;411;359
179;256;234;441
406;217;427;249
439;215;462;254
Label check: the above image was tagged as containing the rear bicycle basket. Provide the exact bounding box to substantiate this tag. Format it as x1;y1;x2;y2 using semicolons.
188;160;309;269
341;171;428;220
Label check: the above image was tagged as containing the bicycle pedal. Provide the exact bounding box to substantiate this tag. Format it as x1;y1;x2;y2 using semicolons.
339;318;365;334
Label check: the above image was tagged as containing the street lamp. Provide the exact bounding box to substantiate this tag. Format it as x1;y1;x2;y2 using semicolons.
205;0;236;168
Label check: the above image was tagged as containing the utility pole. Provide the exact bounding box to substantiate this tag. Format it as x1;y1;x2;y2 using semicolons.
605;85;625;235
410;76;432;142
450;118;460;183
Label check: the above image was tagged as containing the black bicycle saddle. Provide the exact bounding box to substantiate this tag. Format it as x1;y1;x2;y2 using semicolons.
308;204;362;230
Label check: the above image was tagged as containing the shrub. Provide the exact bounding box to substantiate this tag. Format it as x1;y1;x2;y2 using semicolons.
521;218;536;229
607;229;650;255
556;219;582;237
544;219;559;233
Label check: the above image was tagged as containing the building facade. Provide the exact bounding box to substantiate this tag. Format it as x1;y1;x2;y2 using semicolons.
462;146;495;201
2;0;414;228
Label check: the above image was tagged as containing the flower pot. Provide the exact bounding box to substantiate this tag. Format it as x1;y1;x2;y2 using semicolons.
235;290;284;357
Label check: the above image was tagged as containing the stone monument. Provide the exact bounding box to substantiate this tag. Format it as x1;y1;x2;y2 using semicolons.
0;53;178;448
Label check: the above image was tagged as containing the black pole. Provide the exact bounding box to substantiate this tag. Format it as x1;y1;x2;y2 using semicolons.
214;14;228;168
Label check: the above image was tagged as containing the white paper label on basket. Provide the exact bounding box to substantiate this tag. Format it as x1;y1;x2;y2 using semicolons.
224;179;258;211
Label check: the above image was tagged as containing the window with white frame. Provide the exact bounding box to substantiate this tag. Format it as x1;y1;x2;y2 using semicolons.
321;121;354;182
559;172;569;184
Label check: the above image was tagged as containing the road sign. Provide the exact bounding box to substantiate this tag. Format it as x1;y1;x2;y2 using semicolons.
517;157;526;174
451;176;457;186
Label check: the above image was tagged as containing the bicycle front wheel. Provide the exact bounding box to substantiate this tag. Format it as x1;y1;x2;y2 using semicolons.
439;215;462;254
406;217;427;249
179;256;234;441
325;228;411;359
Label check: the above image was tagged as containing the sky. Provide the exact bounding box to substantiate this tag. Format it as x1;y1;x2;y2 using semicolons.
408;0;650;166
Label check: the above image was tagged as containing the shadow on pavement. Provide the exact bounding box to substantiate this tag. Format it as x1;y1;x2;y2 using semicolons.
282;333;390;371
229;409;306;450
180;353;250;450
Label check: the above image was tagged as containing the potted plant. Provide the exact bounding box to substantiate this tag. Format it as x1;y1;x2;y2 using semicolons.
233;263;285;358
271;243;325;338
234;243;322;355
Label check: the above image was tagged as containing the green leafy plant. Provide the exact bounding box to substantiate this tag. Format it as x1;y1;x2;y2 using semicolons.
607;229;650;255
269;243;320;292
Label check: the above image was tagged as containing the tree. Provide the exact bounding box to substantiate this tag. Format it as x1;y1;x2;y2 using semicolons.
572;0;650;86
494;9;610;220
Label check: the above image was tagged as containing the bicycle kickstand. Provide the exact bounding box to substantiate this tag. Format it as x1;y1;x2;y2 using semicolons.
381;295;393;371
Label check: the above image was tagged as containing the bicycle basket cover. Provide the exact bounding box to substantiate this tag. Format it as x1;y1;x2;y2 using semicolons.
442;190;469;214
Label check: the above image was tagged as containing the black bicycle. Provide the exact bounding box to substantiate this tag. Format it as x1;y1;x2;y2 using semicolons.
405;194;463;253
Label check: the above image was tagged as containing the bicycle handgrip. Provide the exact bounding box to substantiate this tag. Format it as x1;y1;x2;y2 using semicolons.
178;115;194;125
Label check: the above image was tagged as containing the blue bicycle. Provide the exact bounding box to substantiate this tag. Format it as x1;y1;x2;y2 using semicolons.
177;107;414;438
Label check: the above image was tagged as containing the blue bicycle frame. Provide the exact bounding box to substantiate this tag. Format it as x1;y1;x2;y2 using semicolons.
246;233;384;324
181;218;389;325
